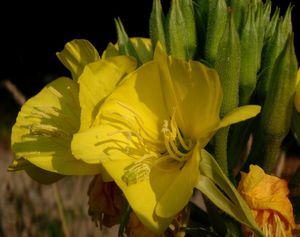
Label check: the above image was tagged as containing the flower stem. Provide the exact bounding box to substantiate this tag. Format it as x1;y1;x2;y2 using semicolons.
52;183;70;237
213;127;229;176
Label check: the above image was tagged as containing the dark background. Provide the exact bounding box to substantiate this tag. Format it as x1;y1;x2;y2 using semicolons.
0;0;299;130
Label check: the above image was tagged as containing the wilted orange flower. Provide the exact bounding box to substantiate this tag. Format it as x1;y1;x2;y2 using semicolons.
88;175;127;228
238;165;296;237
125;208;190;237
126;212;165;237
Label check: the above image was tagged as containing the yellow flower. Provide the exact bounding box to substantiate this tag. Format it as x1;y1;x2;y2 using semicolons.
71;43;261;233
10;39;136;177
238;165;296;237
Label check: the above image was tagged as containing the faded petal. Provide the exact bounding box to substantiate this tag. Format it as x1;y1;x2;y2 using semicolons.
126;212;165;237
88;175;127;228
238;165;296;236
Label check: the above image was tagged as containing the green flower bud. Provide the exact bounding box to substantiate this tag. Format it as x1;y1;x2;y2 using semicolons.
248;35;298;173
262;0;272;30
166;0;197;60
204;0;227;65
214;12;241;174
265;7;280;41
215;12;240;116
194;0;209;57
258;14;291;103
255;1;268;70
239;4;258;105
282;4;293;38
230;0;250;34
115;18;142;65
149;0;167;50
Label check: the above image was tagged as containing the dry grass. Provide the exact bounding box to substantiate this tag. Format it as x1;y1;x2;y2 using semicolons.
0;145;118;237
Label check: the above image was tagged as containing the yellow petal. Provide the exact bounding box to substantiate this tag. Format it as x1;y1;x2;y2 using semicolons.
78;58;135;131
11;77;101;175
294;68;300;112
151;147;200;218
56;39;100;81
105;56;136;74
102;159;173;234
73;63;169;164
97;61;169;149
130;38;153;63
154;43;222;140
218;105;261;129
102;42;120;58
8;158;64;184
71;123;143;164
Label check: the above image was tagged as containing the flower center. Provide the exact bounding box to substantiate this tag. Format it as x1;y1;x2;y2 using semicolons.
102;100;195;186
160;116;194;162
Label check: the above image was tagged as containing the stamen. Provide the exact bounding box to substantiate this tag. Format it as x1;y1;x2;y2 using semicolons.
274;214;287;237
170;113;192;151
102;102;164;153
161;118;194;162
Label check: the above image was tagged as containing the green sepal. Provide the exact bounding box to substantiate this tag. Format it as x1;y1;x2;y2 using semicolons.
248;34;298;172
239;4;258;105
196;149;264;237
166;0;197;60
149;0;167;50
229;0;250;34
193;0;209;58
264;7;280;41
204;0;227;65
115;18;142;66
213;11;240;174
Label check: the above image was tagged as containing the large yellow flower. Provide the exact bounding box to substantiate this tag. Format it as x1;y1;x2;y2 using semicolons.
9;39;137;179
71;43;261;233
238;165;296;237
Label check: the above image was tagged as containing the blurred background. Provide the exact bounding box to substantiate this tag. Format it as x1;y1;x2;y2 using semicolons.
0;0;299;236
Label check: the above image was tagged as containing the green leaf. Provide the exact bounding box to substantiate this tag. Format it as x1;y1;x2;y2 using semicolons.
195;149;264;237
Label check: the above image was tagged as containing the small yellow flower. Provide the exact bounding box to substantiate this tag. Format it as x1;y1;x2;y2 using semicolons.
10;39;136;176
238;165;296;237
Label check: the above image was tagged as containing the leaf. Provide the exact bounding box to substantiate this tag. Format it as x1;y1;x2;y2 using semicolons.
195;149;265;237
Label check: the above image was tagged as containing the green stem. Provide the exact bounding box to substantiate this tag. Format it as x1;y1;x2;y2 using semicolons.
214;127;229;176
52;183;70;237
